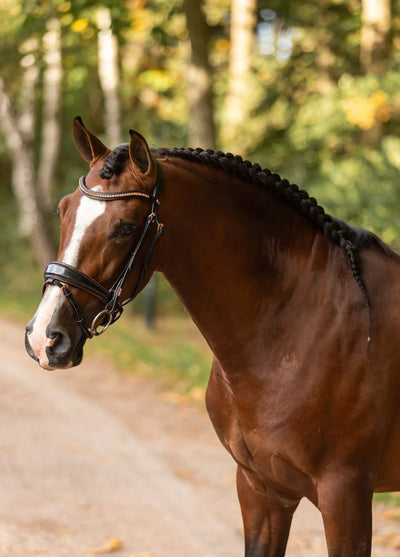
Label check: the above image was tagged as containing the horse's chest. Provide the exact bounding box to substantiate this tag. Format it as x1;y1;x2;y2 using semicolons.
206;371;269;475
206;365;314;499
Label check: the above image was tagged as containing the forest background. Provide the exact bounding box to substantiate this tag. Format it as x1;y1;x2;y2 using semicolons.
0;0;399;324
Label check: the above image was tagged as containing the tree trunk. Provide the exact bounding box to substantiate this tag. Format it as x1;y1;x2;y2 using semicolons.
0;78;55;268
221;0;257;152
360;0;391;146
316;5;335;94
37;17;62;211
18;39;39;143
183;0;216;149
97;7;121;146
360;0;391;74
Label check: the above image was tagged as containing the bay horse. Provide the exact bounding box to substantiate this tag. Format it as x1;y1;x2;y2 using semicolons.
26;117;400;556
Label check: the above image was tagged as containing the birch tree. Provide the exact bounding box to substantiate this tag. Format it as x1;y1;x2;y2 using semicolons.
37;17;62;211
220;0;257;152
18;39;39;143
360;0;391;146
0;15;63;267
97;6;121;146
183;0;216;148
0;77;54;267
360;0;391;74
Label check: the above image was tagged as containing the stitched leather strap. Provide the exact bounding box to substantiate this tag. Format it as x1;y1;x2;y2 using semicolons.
44;262;112;304
79;178;155;202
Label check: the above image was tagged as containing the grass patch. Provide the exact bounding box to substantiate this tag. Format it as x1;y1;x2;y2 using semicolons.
374;492;400;508
84;313;212;394
0;287;42;321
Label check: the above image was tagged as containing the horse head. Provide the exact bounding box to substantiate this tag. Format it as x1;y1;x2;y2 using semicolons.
25;117;162;370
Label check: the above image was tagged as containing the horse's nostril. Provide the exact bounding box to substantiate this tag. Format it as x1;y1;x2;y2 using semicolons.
25;317;35;336
46;330;72;356
25;330;39;363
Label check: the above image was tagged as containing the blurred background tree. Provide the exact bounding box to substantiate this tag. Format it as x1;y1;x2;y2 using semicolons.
0;0;400;315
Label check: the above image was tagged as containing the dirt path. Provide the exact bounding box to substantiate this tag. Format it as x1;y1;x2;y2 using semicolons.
0;317;400;556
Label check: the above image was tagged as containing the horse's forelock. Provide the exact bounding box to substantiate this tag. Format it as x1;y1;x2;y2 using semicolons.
99;144;129;180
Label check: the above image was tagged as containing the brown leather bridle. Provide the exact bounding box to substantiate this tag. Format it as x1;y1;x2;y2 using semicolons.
43;159;164;338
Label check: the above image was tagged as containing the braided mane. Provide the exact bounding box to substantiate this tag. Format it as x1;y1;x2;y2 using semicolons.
100;144;395;339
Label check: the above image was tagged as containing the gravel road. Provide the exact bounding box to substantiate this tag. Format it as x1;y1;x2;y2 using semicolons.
1;317;400;556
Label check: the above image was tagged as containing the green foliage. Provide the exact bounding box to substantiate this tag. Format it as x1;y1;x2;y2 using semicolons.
1;0;400;325
0;196;43;318
374;491;400;508
252;68;400;243
249;2;400;245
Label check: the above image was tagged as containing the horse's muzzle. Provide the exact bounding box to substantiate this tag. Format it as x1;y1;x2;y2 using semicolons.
25;313;85;370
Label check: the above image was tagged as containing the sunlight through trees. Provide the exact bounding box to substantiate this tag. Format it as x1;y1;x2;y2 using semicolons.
0;0;400;268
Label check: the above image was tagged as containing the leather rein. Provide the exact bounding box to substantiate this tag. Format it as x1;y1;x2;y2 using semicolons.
43;159;164;338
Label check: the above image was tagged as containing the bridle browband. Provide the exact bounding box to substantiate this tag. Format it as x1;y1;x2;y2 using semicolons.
43;158;164;338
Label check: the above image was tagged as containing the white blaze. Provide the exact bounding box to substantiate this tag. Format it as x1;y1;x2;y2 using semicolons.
61;187;106;266
28;186;106;368
27;286;64;369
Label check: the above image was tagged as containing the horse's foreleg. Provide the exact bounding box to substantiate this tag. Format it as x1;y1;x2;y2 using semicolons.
318;476;373;557
237;466;299;557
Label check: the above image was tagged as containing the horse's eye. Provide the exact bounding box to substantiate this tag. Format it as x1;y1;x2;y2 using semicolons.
118;223;135;237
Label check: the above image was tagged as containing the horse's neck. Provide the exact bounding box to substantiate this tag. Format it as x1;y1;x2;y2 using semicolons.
156;159;326;361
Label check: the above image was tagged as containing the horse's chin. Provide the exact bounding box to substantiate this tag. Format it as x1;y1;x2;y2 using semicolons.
44;343;84;370
38;360;72;371
40;351;83;371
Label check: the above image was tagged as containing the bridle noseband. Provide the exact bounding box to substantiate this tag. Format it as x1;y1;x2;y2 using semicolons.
44;159;164;338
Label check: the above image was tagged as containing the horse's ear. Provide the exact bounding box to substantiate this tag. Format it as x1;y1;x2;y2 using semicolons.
128;130;154;176
72;116;109;164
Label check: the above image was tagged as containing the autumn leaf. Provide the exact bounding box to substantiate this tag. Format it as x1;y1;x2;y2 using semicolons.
85;537;124;554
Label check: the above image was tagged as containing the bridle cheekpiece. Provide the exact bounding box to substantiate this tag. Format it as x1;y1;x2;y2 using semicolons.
43;159;164;338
